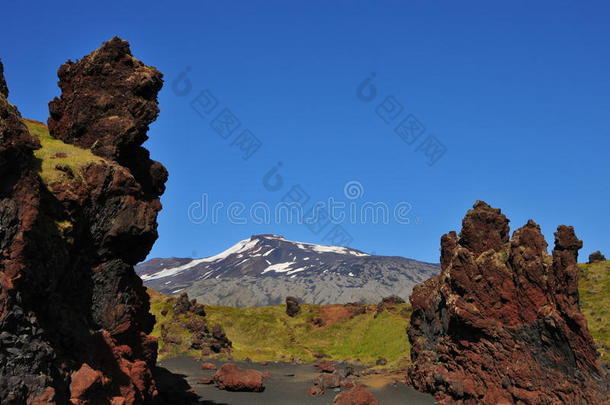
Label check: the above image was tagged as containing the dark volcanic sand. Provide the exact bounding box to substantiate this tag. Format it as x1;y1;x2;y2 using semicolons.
158;356;437;404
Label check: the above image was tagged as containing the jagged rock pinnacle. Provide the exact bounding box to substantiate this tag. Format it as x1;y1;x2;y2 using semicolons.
407;201;608;404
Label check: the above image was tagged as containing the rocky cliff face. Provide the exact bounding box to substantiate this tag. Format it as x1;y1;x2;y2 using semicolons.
0;38;168;404
407;201;609;404
0;60;8;98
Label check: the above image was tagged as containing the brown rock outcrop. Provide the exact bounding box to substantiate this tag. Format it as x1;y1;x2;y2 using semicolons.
286;296;301;317
0;38;168;404
407;201;609;404
589;250;607;264
0;60;8;98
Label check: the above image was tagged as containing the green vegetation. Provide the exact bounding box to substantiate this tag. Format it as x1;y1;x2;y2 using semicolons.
23;119;103;186
579;260;610;363
149;290;412;369
150;261;610;370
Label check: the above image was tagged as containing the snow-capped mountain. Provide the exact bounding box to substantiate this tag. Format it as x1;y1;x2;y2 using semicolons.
136;234;439;306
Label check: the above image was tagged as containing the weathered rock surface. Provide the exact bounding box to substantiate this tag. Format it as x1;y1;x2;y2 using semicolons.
314;360;336;373
212;364;267;392
286;296;301;317
314;373;343;390
0;38;169;404
407;201;609;404
0;60;8;98
48;37;167;198
589;250;607;264
307;385;324;396
201;362;216;370
333;385;379;405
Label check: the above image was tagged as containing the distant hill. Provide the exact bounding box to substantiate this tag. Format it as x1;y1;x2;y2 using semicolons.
137;234;439;306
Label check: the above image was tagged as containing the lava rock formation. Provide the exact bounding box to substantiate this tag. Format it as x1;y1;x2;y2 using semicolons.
407;201;609;404
589;250;607;264
0;60;8;98
0;38;168;404
285;296;301;317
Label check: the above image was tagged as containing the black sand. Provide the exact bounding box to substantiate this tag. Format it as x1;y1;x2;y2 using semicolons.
158;356;437;404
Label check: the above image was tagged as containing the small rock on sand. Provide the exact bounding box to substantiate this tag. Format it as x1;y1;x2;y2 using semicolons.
201;362;216;370
307;385;324;396
334;385;379;405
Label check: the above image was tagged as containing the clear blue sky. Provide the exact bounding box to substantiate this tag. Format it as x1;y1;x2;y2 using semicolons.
3;1;609;263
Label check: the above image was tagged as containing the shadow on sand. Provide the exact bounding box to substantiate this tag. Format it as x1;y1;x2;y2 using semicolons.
153;366;229;405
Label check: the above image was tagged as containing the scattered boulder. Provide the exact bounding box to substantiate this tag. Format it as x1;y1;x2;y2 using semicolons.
307;385;324;396
311;317;325;327
380;295;405;305
314;373;343;390
213;364;267;392
286;296;301;317
314;360;336;373
339;380;356;389
336;366;354;379
201;362;216;370
407;201;609;404
589;250;607;264
375;357;387;366
197;378;214;385
333;385;379;405
174;292;206;316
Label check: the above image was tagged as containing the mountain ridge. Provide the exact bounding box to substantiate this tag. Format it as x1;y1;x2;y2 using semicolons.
137;234;439;306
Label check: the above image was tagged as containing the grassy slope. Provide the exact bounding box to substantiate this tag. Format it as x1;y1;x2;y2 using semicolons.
578;260;610;363
23;118;103;186
149;290;411;369
206;304;411;369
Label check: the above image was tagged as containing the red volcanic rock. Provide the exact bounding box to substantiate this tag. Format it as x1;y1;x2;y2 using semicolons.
201;362;217;370
307;385;324;396
314;360;336;373
340;380;356;389
333;385;379;405
407;201;609;404
69;363;106;403
213;364;267;392
0;38;167;404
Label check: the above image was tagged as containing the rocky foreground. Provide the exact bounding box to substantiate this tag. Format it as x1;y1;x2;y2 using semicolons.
407;201;609;404
0;39;170;403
